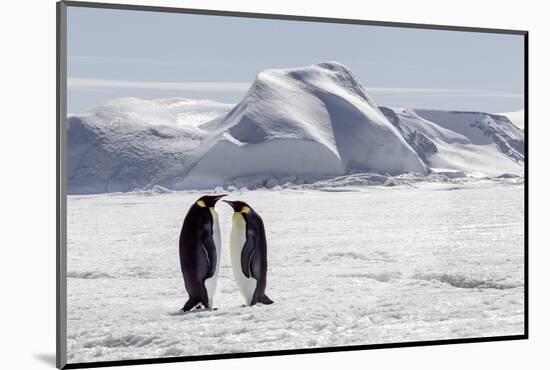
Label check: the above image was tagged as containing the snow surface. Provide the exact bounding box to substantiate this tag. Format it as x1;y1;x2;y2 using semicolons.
498;109;525;129
67;62;524;194
66;179;524;364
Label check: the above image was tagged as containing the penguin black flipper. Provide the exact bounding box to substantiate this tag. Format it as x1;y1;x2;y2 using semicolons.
201;231;217;279
241;229;258;278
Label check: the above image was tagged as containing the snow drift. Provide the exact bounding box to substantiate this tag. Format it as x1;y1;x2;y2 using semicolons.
67;63;524;194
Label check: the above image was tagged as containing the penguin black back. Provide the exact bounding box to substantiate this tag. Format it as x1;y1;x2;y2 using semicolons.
179;194;225;311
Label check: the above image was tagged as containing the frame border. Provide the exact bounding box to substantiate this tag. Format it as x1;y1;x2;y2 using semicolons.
56;1;528;369
57;1;68;369
61;0;527;34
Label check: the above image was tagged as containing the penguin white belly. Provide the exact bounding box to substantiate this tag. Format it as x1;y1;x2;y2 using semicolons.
203;208;221;308
230;213;257;306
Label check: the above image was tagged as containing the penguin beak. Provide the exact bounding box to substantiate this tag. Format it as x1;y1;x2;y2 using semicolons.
212;194;227;203
222;200;237;210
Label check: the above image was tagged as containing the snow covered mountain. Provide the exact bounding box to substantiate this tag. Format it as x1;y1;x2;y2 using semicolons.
379;107;524;176
181;62;427;189
67;98;233;194
67;62;524;194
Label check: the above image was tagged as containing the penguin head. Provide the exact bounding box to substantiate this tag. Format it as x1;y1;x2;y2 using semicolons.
223;200;252;214
196;194;226;208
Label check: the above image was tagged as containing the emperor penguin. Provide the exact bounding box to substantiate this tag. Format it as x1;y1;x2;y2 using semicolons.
179;194;225;311
223;200;273;306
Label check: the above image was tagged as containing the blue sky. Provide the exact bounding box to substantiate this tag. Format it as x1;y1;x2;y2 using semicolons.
67;6;524;113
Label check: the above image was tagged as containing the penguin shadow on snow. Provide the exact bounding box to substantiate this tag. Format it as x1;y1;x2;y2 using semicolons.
176;195;274;315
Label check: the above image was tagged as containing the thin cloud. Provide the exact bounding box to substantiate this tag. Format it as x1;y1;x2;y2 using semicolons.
69;56;180;67
345;59;425;71
68;78;251;93
67;77;523;98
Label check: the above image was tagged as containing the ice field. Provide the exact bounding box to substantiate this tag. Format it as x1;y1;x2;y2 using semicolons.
66;178;524;364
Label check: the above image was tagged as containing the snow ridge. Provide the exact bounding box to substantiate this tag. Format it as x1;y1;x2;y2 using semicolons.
67;63;524;194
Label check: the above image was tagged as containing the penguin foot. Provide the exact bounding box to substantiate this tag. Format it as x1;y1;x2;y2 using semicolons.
259;295;274;305
182;299;198;312
182;299;207;312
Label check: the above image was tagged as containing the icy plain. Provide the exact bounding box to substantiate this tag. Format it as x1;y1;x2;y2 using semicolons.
66;178;524;364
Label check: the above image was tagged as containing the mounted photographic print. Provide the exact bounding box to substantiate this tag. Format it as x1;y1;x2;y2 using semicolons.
56;1;528;368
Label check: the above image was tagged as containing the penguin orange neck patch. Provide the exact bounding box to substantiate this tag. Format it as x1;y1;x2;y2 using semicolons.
241;206;251;214
197;200;206;208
